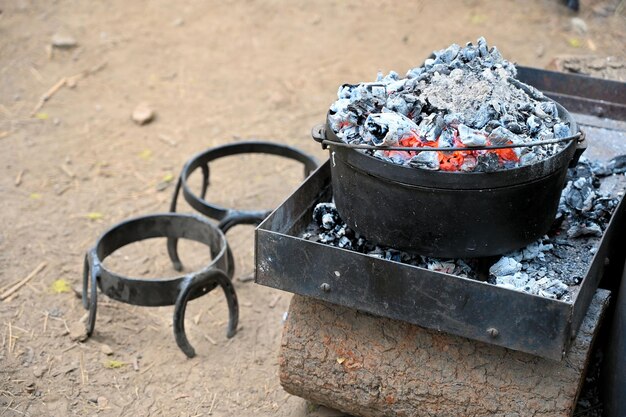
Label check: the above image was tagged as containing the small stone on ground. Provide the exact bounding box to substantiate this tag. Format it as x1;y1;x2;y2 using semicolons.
132;103;155;125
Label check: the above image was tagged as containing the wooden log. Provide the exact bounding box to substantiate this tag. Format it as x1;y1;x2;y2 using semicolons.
279;290;610;417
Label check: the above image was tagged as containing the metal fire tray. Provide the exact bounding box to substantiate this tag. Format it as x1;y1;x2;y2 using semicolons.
255;68;626;361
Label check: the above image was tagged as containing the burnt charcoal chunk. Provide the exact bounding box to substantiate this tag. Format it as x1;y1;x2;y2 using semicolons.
567;222;603;238
526;115;542;134
386;95;409;116
461;45;478;62
606;155;626;175
436;43;461;64
540;101;558;119
431;64;450;75
438;127;456;148
474;153;500;172
553;123;570;139
457;124;487;146
488;126;519;145
486;120;502;130
564;178;595;212
313;203;340;230
477;36;489;58
408;151;440;170
443;113;462;127
469;106;494;129
504;121;523;134
418;114;444;142
364;118;389;144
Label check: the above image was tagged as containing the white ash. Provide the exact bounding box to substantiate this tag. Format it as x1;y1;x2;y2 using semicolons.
328;37;570;172
302;158;624;301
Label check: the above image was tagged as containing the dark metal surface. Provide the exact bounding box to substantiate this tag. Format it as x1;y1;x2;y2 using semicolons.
82;213;238;358
603;259;626;417
317;103;583;258
255;159;625;360
168;141;318;271
517;66;626;122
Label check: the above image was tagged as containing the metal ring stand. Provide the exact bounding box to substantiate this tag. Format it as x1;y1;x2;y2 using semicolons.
167;141;318;269
82;213;238;358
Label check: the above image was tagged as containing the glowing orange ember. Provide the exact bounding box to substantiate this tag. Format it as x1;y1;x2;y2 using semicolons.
381;127;520;171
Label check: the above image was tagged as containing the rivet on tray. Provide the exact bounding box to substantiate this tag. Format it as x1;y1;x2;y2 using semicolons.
487;327;499;338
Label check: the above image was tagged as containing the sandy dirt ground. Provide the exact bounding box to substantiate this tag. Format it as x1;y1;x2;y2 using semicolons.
0;0;625;416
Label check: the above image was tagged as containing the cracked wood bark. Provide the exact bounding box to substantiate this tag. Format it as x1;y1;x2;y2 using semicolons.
279;290;610;417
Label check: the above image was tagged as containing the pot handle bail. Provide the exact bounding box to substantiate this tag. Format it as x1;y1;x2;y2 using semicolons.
569;129;587;168
311;124;328;149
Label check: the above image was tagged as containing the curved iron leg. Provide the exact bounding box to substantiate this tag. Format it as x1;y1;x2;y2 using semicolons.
173;270;239;358
226;244;235;279
167;178;184;271
85;259;99;337
200;164;209;200
82;253;90;310
82;251;98;336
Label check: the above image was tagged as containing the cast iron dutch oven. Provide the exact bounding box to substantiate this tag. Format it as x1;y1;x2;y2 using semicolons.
312;101;586;258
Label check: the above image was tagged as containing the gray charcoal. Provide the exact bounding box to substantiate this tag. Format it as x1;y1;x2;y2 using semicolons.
487;126;520;145
567;222;603;238
337;236;352;249
605;155;626;175
443;113;462;127
363;112;419;146
489;257;522;277
431;64;450;75
469;105;494;129
405;67;425;79
507;77;547;101
516;102;534;113
486;120;502;130
436;43;461;64
417;114;444;143
460;155;477;172
408;151;440;170
519;151;538;166
540;101;558;119
504;120;523;134
457;124;487;146
474;153;500;172
461;44;478;62
386;95;409;116
526;115;542;134
312;203;340;230
438;127;456;148
553;122;570;139
477;36;489;58
328;37;569;172
489;46;503;62
495;272;529;290
562;177;595;212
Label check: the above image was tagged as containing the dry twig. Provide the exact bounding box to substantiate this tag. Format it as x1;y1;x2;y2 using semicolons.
0;262;47;301
30;62;107;116
14;170;24;187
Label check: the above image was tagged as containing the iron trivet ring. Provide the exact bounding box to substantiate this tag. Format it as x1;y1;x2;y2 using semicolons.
81;213;238;358
167;141;318;270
